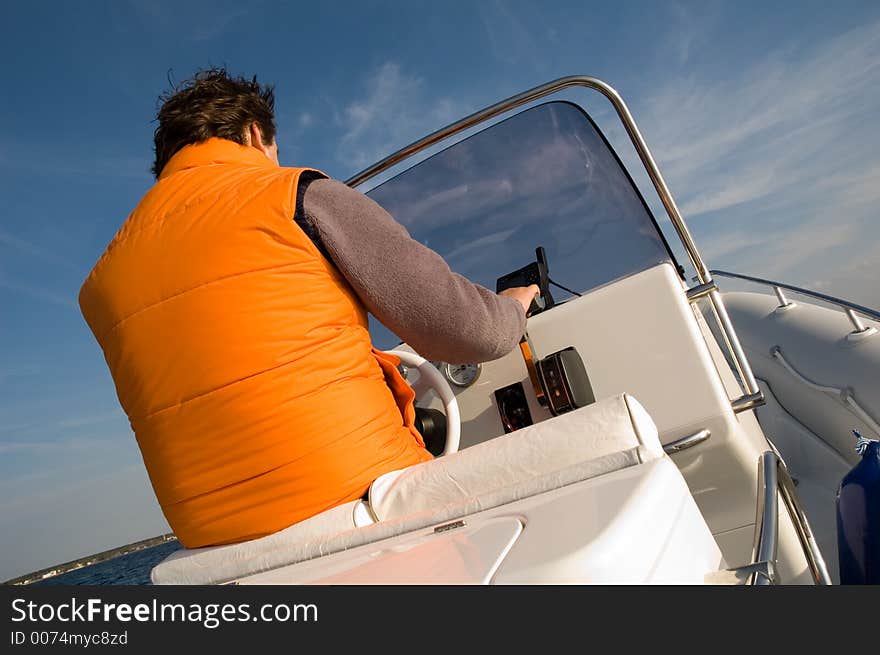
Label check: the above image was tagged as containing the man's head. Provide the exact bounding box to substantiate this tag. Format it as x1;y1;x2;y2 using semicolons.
151;67;278;178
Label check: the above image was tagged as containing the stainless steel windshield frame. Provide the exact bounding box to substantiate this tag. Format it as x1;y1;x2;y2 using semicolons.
346;75;763;412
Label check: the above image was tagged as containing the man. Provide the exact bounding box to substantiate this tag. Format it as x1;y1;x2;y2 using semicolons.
79;68;537;549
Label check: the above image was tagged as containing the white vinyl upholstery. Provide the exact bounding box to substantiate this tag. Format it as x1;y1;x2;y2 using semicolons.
369;393;661;520
152;393;661;585
151;500;363;585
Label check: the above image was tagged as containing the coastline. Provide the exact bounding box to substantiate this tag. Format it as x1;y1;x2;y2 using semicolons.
3;534;178;586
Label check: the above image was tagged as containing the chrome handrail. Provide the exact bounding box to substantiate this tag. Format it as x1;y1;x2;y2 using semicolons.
778;455;833;585
750;451;833;585
663;428;711;454
711;269;880;335
346;76;615;190
345;75;763;414
751;452;779;585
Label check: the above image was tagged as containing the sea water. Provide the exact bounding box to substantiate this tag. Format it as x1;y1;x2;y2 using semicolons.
33;541;183;586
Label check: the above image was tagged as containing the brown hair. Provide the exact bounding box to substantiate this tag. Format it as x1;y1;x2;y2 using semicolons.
151;67;276;178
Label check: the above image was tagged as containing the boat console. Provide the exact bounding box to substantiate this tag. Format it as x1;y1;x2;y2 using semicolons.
496;247;595;422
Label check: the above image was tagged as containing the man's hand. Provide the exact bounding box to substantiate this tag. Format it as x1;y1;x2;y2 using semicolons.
499;284;541;315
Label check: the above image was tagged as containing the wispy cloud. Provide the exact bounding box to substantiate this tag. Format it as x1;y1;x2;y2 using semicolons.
0;274;77;308
0;148;150;181
590;17;880;307
662;1;721;66
701;218;861;279
0;364;41;385
335;62;460;172
692;215;878;314
806;240;880;304
478;0;540;67
0;435;122;456
0;408;125;440
57;409;125;429
123;0;249;43
0;431;141;508
639;20;880;219
0;230;79;270
0;463;169;580
190;6;247;41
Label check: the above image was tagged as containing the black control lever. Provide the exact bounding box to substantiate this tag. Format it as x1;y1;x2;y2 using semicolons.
534;246;555;314
495;245;556;317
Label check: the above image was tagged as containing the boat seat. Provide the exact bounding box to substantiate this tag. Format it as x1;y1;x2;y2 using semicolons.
367;392;662;521
152;393;663;584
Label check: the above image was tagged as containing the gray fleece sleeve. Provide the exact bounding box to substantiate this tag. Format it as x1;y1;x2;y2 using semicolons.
301;177;526;364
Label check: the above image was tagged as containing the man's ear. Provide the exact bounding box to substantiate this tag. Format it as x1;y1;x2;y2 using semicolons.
247;122;266;148
245;122;278;164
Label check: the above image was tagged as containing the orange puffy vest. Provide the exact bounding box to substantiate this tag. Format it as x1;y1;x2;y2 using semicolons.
79;138;432;548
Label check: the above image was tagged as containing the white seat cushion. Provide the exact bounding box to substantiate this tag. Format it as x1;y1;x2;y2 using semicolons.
151;499;363;585
368;393;661;520
152;393;660;584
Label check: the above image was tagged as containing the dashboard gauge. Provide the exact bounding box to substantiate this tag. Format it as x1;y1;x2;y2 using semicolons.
443;362;481;388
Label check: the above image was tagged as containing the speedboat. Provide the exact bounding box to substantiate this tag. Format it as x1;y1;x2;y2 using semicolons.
151;76;879;585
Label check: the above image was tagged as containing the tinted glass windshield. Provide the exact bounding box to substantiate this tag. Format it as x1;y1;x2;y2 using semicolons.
365;101;674;349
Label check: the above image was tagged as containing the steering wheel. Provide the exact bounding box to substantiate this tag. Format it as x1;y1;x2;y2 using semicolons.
384;349;461;455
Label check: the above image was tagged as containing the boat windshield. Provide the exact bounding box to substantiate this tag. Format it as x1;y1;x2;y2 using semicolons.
365;100;676;349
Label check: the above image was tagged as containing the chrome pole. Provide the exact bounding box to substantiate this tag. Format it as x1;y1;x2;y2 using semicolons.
709;289;760;395
773;286;793;309
775;455;833;585
752;452;779;585
845;308;868;333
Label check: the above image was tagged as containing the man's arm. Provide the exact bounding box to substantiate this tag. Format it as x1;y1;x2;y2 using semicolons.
300;177;529;364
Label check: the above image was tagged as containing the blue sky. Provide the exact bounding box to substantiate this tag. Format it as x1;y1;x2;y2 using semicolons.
2;0;879;579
